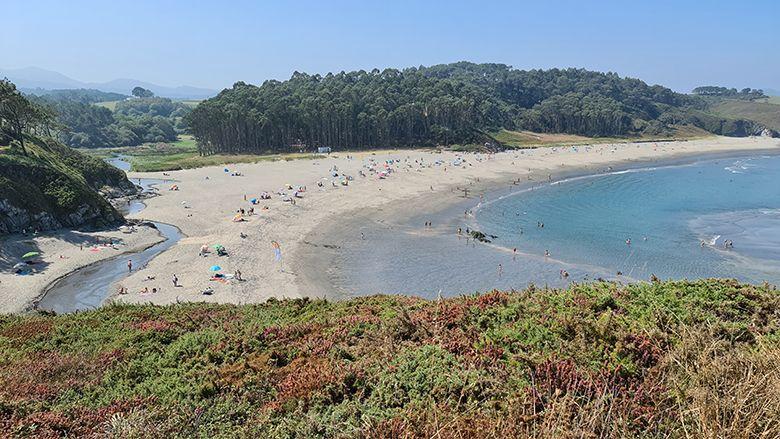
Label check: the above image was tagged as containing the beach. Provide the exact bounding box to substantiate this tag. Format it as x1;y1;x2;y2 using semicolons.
0;225;163;313
2;135;779;313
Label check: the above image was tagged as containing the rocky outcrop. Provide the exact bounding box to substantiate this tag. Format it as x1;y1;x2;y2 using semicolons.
0;136;132;235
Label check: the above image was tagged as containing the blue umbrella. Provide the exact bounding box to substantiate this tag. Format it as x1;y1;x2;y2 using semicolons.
210;265;221;271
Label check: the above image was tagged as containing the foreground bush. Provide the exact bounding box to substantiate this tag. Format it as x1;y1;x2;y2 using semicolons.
0;279;778;438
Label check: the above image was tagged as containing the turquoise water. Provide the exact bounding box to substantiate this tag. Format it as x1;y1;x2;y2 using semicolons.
475;154;780;284
332;153;780;299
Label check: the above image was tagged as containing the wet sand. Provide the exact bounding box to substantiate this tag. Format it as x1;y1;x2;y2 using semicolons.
108;136;778;307
2;136;778;313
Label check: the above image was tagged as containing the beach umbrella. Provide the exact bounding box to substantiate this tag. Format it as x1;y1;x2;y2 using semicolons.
210;265;222;271
22;252;39;259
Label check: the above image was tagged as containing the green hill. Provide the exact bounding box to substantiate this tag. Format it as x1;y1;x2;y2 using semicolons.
1;279;776;437
706;98;780;132
187;62;770;155
0;135;136;234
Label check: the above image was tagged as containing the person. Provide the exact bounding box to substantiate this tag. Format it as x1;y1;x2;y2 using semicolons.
172;274;178;287
545;250;550;257
127;259;133;272
513;248;517;260
497;263;503;278
152;288;157;294
626;238;631;246
235;269;242;281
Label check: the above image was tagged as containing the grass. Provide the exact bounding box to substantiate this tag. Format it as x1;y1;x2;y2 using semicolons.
707;98;780;131
0;136;131;232
0;279;778;437
492;127;712;149
94;100;120;111
758;96;780;105
81;135;324;172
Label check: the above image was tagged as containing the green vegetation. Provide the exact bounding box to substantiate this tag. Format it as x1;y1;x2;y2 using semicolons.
28;87;190;148
83;136;323;172
492;125;712;149
691;86;766;100
187;62;767;156
0;135;133;233
762;96;780;105
24;88;128;104
706;99;780;132
0;280;777;437
1;81;137;233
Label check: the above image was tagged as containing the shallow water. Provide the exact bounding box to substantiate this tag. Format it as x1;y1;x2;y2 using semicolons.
37;178;182;313
106;155;131;172
37;222;181;313
332;153;780;299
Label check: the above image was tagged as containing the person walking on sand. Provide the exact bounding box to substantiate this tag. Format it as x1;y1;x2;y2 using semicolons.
172;274;178;287
127;259;133;272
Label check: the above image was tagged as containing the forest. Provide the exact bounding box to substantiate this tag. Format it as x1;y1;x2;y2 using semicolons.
692;86;766;100
27;88;190;148
186;62;764;155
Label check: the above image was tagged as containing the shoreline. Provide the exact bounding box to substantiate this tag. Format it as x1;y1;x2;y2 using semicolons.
0;224;164;314
4;136;778;312
296;144;780;298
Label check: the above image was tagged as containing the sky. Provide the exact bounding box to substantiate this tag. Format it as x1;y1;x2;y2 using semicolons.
2;0;779;92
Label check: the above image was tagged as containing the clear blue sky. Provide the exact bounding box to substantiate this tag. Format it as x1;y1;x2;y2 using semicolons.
2;0;778;92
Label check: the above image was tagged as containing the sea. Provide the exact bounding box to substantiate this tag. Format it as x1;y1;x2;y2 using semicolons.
327;153;780;299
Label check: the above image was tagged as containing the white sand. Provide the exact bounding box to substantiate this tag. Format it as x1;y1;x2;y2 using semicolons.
0;225;163;313
109;136;778;307
1;136;777;313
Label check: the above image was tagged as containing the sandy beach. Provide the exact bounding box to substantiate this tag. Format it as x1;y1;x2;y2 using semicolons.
2;136;778;313
0;225;163;313
111;136;779;307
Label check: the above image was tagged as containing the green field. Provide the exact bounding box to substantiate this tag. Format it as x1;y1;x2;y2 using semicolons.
1;279;777;437
759;96;780;105
83;135;324;172
708;99;780;131
491;126;712;149
94;100;121;111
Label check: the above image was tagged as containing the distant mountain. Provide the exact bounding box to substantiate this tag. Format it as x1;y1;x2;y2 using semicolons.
1;66;217;100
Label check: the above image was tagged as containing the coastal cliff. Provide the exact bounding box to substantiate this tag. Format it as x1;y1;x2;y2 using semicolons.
0;135;137;234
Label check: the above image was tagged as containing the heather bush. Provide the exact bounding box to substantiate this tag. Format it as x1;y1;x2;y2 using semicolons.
0;279;778;437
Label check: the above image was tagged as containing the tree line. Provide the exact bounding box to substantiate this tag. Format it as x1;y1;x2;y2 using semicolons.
25;89;191;148
187;62;725;155
0;79;56;155
692;86;766;100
